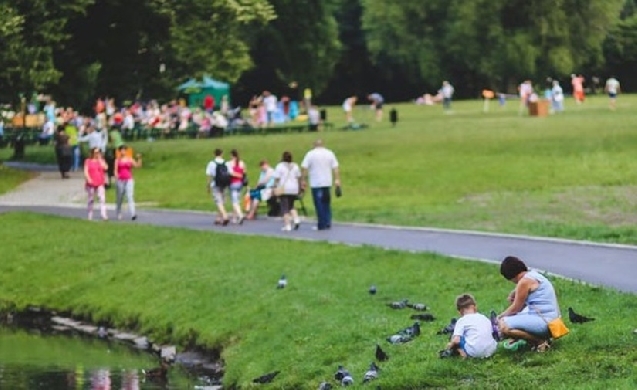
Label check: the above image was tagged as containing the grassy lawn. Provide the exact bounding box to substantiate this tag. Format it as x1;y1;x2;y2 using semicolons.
1;212;635;389
0;165;34;195
2;95;637;243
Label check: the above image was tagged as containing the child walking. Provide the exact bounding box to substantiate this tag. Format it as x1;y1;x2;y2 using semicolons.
442;294;497;358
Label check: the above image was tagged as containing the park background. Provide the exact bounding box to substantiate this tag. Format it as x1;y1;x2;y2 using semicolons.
2;0;637;109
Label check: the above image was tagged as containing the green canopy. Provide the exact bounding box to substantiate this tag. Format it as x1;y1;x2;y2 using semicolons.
177;75;230;108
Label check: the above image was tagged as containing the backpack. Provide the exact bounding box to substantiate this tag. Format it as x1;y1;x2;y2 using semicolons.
214;160;231;187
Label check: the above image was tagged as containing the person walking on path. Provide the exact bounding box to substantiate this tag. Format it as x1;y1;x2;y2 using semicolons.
54;126;72;179
605;76;621;110
206;148;230;226
571;74;585;105
301;139;340;231
227;149;247;224
84;147;108;221
273;151;302;231
114;145;142;221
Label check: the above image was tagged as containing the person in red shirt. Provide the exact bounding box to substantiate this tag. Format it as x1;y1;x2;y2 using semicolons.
203;94;215;113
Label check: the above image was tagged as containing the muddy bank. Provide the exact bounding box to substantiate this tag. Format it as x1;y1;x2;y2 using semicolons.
0;306;224;389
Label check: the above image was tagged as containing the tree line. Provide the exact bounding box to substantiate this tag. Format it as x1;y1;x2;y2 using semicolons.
1;0;636;109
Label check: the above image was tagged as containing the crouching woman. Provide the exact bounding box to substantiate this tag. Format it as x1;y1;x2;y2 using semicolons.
497;256;561;352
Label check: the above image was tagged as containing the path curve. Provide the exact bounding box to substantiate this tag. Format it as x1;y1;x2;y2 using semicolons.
1;165;636;293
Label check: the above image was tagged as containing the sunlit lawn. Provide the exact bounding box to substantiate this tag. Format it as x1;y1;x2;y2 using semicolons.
1;212;636;389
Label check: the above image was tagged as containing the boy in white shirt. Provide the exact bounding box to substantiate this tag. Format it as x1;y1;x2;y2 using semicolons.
442;294;497;358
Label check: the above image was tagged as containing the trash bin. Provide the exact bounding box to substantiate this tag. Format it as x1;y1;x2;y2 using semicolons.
320;109;327;122
528;100;549;117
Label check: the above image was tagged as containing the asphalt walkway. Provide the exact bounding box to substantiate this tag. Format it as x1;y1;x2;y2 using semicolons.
2;163;636;293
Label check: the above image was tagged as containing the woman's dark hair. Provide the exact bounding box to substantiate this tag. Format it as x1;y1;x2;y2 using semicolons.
282;151;292;163
500;256;528;280
118;145;128;151
231;148;239;160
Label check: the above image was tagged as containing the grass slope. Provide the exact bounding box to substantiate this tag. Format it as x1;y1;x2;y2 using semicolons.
3;95;637;244
0;165;33;195
0;212;635;389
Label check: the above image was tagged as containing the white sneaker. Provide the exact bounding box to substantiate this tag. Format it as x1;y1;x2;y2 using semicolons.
281;225;292;232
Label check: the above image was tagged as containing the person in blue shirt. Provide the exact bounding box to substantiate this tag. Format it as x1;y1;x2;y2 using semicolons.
368;93;384;122
246;160;276;220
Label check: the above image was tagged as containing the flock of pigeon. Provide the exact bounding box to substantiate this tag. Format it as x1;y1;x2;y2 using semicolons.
251;276;597;388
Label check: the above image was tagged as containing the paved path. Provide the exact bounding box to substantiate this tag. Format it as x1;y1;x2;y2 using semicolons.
2;164;636;293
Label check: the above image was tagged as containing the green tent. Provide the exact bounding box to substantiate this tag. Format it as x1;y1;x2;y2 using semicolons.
177;76;230;109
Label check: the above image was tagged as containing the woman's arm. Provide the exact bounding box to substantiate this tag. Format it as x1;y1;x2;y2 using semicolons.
114;158;119;178
132;154;142;168
84;161;92;184
499;278;533;318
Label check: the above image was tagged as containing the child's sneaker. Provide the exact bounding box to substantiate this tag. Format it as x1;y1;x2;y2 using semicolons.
532;340;552;353
502;339;527;351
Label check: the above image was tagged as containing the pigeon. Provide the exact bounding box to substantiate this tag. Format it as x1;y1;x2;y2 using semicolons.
252;370;280;384
568;307;595;324
369;285;377;295
438;348;458;359
410;313;436;322
341;374;354;386
387;299;409;309
277;275;287;289
386;334;412;344
334;365;350;381
375;344;389;362
437;318;457;335
318;382;333;390
407;303;428;311
363;362;379;383
490;310;501;341
398;321;421;337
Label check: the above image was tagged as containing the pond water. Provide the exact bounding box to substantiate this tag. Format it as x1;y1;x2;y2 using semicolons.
0;327;203;389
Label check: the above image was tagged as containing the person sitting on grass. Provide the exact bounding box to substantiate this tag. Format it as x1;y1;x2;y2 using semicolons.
497;256;560;352
442;294;497;358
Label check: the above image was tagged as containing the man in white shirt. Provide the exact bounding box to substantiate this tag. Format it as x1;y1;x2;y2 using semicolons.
301;139;340;230
605;76;621;110
262;91;278;127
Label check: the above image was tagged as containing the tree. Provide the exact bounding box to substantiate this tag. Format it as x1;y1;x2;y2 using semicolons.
237;0;341;101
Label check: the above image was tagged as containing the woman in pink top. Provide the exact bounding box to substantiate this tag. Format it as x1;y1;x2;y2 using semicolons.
114;145;143;220
228;148;247;224
84;147;108;220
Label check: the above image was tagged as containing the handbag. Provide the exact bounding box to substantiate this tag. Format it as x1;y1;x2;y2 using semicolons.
274;163;293;196
531;305;569;339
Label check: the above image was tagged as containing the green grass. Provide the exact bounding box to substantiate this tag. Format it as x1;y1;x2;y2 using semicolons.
3;95;637;243
0;165;33;195
1;212;635;389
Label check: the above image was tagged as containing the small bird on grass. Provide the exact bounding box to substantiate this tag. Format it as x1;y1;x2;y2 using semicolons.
318;382;333;390
363;362;380;383
369;285;377;295
334;365;354;386
437;318;457;335
568;307;595;324
411;313;436;322
490;310;501;341
375;344;389;361
398;321;421;337
252;370;280;384
407;303;428;311
386;334;412;344
277;275;287;289
387;299;409;309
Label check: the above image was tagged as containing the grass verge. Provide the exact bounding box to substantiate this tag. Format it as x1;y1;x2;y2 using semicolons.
0;212;635;388
0;165;34;195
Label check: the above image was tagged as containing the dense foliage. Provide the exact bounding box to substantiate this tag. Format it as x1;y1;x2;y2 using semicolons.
0;0;635;106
